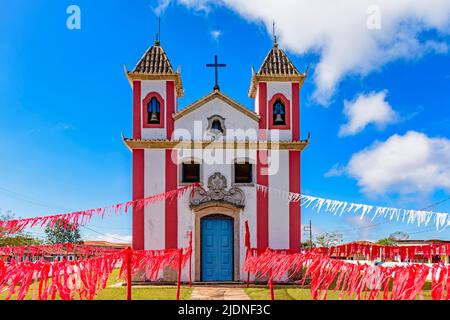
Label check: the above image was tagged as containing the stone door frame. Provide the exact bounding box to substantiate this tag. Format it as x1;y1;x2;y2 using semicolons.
192;201;241;282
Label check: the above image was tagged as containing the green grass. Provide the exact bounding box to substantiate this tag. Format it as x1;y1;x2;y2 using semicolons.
0;268;193;300
94;287;192;300
245;286;433;300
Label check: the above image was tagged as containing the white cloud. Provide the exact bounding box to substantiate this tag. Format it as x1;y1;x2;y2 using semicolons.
158;0;450;104
324;163;346;177
85;233;132;244
338;131;450;195
345;216;379;240
339;90;398;137
153;0;171;15
210;30;222;41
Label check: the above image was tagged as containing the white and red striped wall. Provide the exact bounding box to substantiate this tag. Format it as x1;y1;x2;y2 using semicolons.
131;79;302;281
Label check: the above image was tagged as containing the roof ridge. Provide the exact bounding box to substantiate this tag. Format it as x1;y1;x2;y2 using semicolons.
173;90;260;122
131;43;175;75
257;45;301;76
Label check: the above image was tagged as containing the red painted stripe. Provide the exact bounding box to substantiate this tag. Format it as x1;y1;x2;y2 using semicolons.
165;149;178;249
289;151;301;251
258;82;267;139
292;82;300;141
257;150;269;249
166;81;175;139
132;149;145;250
133;81;141;139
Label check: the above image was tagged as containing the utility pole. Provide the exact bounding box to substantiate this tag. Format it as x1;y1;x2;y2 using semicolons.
303;220;313;249
309;220;313;248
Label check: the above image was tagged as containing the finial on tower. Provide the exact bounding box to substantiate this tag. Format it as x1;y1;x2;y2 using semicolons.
155;17;161;46
272;19;278;47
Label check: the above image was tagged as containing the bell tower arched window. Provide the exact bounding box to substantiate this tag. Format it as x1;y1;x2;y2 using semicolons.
268;93;291;130
273;99;286;125
147;97;161;124
142;91;165;129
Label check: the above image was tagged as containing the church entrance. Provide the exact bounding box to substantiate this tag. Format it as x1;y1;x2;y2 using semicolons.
200;215;234;281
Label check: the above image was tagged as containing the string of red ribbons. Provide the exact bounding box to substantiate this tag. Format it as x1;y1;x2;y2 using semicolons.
0;233;193;300
244;222;450;300
0;242;120;258
245;248;450;300
0;184;198;236
312;242;450;261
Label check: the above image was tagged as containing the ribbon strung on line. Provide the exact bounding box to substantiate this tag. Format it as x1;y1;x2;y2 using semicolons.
243;220;449;300
0;243;122;259
244;248;450;300
0;251;122;300
255;184;450;231
0;183;198;236
119;247;192;282
313;242;450;262
0;242;193;300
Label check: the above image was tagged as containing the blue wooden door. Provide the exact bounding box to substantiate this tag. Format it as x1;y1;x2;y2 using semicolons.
201;216;233;281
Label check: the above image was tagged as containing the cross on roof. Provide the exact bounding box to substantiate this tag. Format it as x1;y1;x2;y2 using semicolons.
206;55;227;91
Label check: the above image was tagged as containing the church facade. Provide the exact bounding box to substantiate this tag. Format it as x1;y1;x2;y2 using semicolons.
123;37;309;282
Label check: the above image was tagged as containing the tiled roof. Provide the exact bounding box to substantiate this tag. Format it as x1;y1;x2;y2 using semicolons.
131;42;175;75
248;44;306;98
83;241;130;248
256;44;301;76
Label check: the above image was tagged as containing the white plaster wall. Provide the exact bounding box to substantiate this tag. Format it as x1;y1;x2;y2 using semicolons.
267;82;292;101
141;80;167;140
254;87;260;115
268;151;290;249
177;191;193;282
174;98;259;141
142;92;291;281
144;150;165;251
239;184;257;281
174;148;259;281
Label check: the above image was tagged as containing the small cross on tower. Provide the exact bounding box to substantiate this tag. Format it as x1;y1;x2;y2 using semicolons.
206;55;227;91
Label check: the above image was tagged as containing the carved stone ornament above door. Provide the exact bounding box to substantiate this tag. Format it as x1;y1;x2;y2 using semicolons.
190;172;245;209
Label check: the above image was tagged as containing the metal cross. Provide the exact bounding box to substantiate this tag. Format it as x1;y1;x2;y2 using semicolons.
206;55;227;91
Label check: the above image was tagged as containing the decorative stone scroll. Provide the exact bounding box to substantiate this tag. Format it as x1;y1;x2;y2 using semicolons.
190;172;245;209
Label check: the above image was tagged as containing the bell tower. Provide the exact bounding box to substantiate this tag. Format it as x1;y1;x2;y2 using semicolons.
125;36;184;250
249;38;308;251
125;39;184;141
249;39;307;141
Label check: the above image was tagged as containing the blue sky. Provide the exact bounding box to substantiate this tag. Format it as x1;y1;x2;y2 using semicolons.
0;0;449;243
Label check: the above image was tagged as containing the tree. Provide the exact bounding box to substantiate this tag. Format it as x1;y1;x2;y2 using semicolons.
315;232;343;248
301;240;316;249
0;212;42;247
377;237;398;246
45;219;82;244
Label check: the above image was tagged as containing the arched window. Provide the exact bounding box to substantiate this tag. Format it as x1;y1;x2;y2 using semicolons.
147;97;161;124
142;92;165;129
207;115;226;137
211;119;224;133
273;99;286;125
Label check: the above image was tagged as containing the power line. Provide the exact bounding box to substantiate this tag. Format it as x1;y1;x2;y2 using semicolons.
0;185;131;242
80;225;130;243
0;186;67;211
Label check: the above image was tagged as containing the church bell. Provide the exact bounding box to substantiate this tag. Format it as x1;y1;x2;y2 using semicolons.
274;113;284;124
149;112;159;123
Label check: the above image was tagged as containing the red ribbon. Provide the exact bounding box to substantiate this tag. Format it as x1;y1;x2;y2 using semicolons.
244;248;449;300
0;184;198;236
